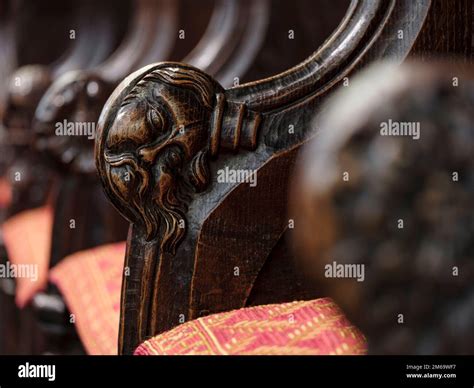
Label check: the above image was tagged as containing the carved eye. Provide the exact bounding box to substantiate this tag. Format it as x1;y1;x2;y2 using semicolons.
166;148;182;169
147;109;166;137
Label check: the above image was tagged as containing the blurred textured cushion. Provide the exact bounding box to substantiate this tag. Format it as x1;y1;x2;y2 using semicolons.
0;178;12;209
1;206;53;308
49;244;365;356
50;242;126;355
135;298;366;355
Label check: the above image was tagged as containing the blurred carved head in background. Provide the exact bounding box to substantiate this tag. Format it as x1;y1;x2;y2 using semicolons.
291;62;474;355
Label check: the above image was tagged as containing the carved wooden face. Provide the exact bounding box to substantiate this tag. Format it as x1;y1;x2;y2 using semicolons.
98;64;220;252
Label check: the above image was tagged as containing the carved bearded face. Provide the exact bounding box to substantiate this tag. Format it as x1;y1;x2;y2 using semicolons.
98;65;221;253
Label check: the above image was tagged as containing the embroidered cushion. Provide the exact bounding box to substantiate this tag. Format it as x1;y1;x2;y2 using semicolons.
1;206;53;307
0;178;12;209
50;242;126;355
50;244;365;356
135;298;366;355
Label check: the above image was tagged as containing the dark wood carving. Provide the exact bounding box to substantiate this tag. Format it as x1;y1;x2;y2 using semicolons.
183;0;270;87
290;62;474;355
33;0;269;175
24;0;268;355
12;0;179;356
95;1;444;354
0;0;470;356
2;0;122;217
0;0;126;355
29;0;270;273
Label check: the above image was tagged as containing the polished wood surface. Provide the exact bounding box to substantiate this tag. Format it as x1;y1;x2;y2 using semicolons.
0;0;472;356
93;0;472;354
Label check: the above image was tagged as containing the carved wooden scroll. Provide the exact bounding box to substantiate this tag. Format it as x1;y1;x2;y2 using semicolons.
4;0;117;135
290;62;474;354
182;0;269;87
30;0;270;267
94;0;444;354
32;0;178;176
22;0;269;355
33;0;268;175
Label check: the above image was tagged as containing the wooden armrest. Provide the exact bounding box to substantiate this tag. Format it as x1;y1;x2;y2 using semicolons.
21;0;266;355
95;1;441;354
30;0;270;257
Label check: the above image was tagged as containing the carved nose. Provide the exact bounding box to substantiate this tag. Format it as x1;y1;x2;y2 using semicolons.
138;142;166;164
